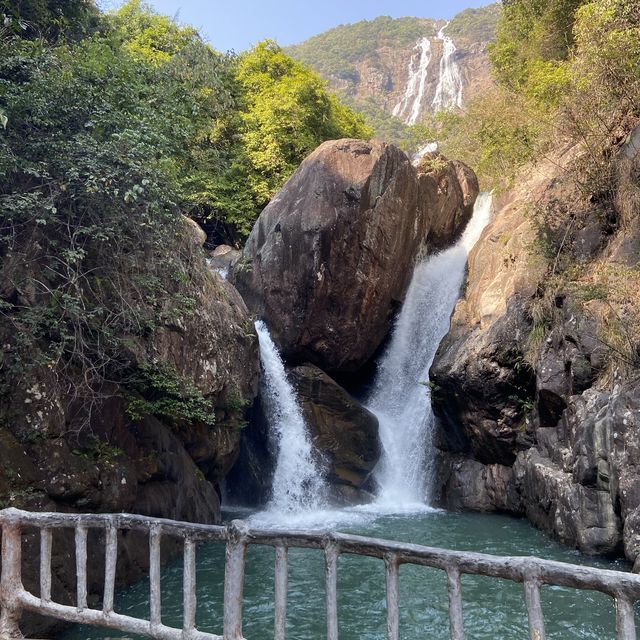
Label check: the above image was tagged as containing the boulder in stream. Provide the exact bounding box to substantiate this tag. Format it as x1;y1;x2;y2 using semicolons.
233;138;478;373
289;364;380;495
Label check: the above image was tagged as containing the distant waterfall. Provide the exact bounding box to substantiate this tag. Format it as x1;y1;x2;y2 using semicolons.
432;24;463;111
368;193;493;506
392;37;432;125
255;321;326;513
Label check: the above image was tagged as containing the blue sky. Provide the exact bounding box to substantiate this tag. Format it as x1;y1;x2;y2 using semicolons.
104;1;495;53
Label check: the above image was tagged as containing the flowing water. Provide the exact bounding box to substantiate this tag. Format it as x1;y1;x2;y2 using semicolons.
394;24;463;126
432;24;463;111
253;320;326;515
64;195;633;639
392;37;432;125
368;193;493;506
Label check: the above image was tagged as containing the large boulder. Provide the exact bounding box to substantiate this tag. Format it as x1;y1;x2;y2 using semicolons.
417;153;479;250
289;364;380;494
233;138;477;373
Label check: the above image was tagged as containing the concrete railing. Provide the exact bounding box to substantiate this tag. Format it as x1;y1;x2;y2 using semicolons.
0;507;638;639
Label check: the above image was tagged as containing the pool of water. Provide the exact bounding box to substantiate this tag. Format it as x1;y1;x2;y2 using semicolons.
63;506;630;640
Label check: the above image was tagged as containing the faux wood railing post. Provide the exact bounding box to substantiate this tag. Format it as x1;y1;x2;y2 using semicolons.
75;526;88;611
524;577;546;640
103;526;118;615
39;529;52;605
223;520;248;640
149;525;162;630
183;538;197;634
447;567;464;640
615;594;637;640
325;540;339;640
274;545;288;640
0;520;24;638
384;553;400;640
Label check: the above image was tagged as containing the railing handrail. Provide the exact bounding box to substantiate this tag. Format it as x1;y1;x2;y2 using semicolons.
0;507;638;640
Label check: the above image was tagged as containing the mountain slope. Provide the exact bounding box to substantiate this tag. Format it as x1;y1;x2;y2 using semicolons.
287;5;500;139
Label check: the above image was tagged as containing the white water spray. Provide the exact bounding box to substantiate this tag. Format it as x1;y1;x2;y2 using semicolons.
432;24;463;111
254;320;326;514
412;142;438;165
368;193;493;507
392;37;432;125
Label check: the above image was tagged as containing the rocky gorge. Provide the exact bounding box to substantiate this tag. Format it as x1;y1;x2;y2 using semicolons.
5;1;640;637
432;123;640;565
229;138;478;505
0;135;480;635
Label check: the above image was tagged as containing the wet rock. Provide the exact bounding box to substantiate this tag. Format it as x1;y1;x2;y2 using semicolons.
224;397;275;507
208;244;242;275
437;454;521;513
514;448;621;555
431;297;536;466
289;363;380;491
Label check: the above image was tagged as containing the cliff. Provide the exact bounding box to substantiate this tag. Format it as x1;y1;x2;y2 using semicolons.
432;120;640;563
0;219;260;636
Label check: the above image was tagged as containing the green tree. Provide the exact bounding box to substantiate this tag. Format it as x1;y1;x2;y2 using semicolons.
490;0;588;93
111;0;199;66
0;0;100;41
236;40;372;205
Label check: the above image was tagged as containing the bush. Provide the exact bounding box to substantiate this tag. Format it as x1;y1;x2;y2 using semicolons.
438;86;542;190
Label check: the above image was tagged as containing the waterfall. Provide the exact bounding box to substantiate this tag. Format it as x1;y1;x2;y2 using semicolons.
254;320;326;514
392;37;432;126
432;24;463;111
368;193;493;507
412;142;438;165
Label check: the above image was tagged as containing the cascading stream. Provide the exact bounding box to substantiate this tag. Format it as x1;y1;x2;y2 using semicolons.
432;23;463;111
392;37;432;125
254;320;326;514
368;193;493;507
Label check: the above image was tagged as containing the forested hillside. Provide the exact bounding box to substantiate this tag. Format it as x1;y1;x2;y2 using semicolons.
287;5;501;144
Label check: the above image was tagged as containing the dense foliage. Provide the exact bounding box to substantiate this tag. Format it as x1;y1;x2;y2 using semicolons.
287;16;437;83
440;0;640;190
447;4;502;42
236;40;371;206
0;0;371;428
1;0;101;41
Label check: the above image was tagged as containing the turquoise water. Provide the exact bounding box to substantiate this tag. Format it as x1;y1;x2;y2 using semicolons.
63;507;632;639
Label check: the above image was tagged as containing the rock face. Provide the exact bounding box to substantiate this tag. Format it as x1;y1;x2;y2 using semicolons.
418;154;480;250
431;163;548;466
233;138;478;373
0;229;260;637
432;133;640;560
289;364;380;494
